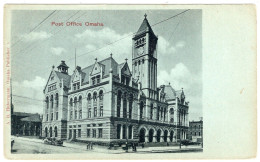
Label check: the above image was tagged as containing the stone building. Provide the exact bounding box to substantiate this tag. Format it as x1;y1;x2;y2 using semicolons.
42;15;190;144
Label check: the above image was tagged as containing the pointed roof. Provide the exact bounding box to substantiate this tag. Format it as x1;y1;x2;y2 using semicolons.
135;15;155;37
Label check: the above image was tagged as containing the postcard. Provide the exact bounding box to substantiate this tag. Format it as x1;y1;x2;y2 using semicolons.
3;4;256;159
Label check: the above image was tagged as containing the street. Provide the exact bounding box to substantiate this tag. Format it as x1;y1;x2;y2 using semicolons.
11;136;203;154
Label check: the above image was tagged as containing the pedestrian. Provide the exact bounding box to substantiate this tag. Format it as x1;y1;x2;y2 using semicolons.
86;143;89;150
132;143;135;151
90;142;93;150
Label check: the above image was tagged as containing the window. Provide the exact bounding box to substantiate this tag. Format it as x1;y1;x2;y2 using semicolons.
70;111;73;120
94;107;97;117
88;109;91;118
51;113;53;121
100;106;103;117
93;92;97;101
78;129;81;138
126;77;130;86
46;97;49;109
195;132;197;136
140;102;144;119
77;82;80;89
157;107;160;120
199;132;201;136
74;110;77;119
150;104;153;119
97;75;100;84
99;91;103;100
92;77;95;85
98;129;103;138
170;118;174;123
129;99;133;119
87;129;90;137
55;93;59;108
92;129;96;138
73;84;76;91
46;114;48;121
79;110;82;119
56;112;58;120
121;75;125;84
117;91;122;117
123;93;127;118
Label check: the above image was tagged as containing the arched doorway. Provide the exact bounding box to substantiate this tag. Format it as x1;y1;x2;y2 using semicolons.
139;128;146;143
156;130;161;142
164;130;168;142
149;129;154;142
45;127;48;137
54;127;58;137
49;127;52;137
170;131;174;142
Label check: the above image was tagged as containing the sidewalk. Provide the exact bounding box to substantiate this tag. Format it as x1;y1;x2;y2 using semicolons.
11;136;202;154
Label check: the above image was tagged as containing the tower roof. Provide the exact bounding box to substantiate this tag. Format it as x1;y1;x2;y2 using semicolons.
57;60;69;68
135;14;156;37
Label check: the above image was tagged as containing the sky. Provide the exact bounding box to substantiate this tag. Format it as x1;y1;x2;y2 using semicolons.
11;9;202;121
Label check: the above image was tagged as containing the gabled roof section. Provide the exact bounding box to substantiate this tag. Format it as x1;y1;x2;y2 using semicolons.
136;16;155;37
81;56;119;84
164;85;177;101
55;71;71;88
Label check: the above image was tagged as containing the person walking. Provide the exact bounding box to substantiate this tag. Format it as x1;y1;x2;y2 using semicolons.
86;143;89;150
90;142;93;150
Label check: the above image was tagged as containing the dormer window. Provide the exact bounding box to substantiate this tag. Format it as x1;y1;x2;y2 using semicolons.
73;82;80;91
91;75;101;86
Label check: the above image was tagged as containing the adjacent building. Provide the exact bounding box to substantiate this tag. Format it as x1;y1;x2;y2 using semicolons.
188;118;203;142
42;15;190;144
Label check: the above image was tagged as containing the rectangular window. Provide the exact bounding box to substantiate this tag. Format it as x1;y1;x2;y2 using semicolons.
73;84;76;91
77;82;80;89
100;106;103;117
92;78;95;85
88;109;91;118
56;112;58;120
92;129;96;138
87;129;90;137
97;76;100;84
46;114;48;121
78;129;81;138
98;128;103;138
51;113;53;121
94;107;97;117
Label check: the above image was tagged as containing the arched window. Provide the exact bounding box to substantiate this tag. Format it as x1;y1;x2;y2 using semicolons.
140;101;144;119
87;93;91;118
99;91;103;117
79;96;82;119
117;91;122;117
93;92;97;117
46;96;49;109
54;127;58;137
74;97;77;119
150;103;153;119
93;92;97;102
55;93;59;108
51;95;54;109
170;118;174;123
170;108;174;115
157;106;160;120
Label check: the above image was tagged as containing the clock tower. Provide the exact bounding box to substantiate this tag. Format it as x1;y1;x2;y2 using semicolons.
132;14;158;98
